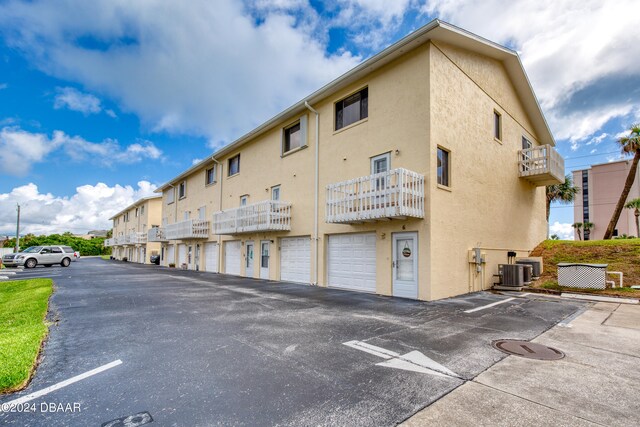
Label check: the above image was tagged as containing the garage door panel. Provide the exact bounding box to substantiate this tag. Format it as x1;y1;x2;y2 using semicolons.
328;233;376;292
280;237;310;284
205;242;219;273
225;241;241;276
178;244;187;267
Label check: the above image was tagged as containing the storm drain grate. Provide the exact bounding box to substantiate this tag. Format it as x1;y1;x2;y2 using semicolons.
492;340;565;360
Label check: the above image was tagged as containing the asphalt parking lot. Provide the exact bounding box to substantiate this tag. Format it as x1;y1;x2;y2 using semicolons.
0;258;584;426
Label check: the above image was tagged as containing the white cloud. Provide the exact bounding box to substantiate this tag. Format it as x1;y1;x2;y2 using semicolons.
423;0;640;143
0;126;163;176
0;181;157;235
54;86;102;115
0;0;359;143
549;221;574;240
191;158;202;165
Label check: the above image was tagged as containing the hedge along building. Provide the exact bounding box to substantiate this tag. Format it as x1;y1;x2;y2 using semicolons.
105;195;163;264
153;20;563;300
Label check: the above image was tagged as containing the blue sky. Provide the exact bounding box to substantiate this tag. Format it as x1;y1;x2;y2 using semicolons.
0;0;638;238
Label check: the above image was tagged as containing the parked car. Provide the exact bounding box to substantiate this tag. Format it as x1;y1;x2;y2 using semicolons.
150;254;161;265
61;246;79;261
2;246;74;268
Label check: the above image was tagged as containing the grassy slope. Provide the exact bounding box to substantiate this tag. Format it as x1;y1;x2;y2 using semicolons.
0;279;53;393
530;239;640;297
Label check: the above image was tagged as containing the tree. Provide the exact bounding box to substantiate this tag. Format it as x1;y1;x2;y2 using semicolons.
550;234;560;240
546;174;580;222
625;197;640;238
583;221;594;240
572;222;583;240
604;124;640;239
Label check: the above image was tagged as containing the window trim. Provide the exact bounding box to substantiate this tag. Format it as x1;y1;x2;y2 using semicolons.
334;86;369;131
205;166;216;186
178;180;187;200
240;195;249;206
271;185;281;201
228;154;241;177
370;152;391;175
166;187;175;205
493;110;502;142
437;146;451;189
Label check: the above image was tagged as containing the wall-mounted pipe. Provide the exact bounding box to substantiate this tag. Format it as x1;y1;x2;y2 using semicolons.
304;101;320;286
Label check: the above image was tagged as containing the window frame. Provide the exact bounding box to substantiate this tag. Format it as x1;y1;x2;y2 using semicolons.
335;87;369;131
240;195;248;206
282;121;303;154
437;146;451;189
178;181;187;200
166;187;175;205
205;166;216;186
228;154;240;177
271;185;281;201
494;110;502;141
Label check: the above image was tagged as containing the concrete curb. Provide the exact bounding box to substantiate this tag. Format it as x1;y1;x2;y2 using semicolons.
560;292;639;305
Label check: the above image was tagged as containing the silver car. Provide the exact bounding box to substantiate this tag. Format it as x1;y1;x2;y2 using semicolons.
2;246;75;268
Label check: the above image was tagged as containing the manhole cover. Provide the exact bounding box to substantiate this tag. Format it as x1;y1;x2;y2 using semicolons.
492;340;565;360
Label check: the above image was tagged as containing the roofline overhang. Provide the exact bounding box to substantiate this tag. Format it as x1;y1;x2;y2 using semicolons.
108;194;163;221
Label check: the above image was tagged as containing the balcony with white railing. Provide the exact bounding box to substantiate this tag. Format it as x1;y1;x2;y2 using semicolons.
326;168;425;224
147;227;167;242
519;145;564;186
165;219;210;240
103;238;115;247
213;200;292;235
127;232;147;244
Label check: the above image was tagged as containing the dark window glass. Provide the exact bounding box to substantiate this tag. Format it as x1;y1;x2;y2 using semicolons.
335;87;368;130
205;167;215;185
228;155;240;176
494;111;502;140
179;182;186;198
51;247;62;253
437;148;450;187
284;123;302;153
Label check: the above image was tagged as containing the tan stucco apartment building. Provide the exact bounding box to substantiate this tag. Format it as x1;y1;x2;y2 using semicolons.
573;159;640;240
149;20;564;301
105;195;163;264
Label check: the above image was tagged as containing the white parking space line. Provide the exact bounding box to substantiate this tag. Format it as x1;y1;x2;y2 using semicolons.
343;340;398;359
464;297;517;314
1;360;122;407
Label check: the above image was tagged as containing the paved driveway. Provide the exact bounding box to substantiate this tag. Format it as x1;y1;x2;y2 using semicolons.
0;258;583;426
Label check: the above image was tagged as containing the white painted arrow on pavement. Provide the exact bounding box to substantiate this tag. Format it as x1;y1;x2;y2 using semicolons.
343;340;460;378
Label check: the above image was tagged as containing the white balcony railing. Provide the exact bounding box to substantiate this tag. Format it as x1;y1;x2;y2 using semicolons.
519;145;564;186
147;227;167;242
213;200;292;235
165;219;210;240
114;236;126;245
104;238;114;247
326;168;425;224
127;232;147;244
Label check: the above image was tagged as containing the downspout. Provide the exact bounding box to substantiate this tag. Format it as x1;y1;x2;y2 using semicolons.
304;101;320;286
168;183;176;266
212;157;223;273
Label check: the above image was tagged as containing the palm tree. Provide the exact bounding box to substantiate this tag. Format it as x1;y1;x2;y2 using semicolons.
625;198;640;237
546;174;580;222
582;221;594;240
604;124;640;239
572;222;583;240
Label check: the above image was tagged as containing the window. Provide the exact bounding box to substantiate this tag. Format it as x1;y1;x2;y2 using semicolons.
271;186;280;201
198;206;206;220
135;208;139;217
166;188;175;204
178;181;187;199
141;206;144;215
228;154;240;176
205;166;216;185
51;247;62;254
371;153;390;190
494;110;502;141
282;116;307;154
437;147;450;187
335;87;368;130
183;211;190;220
240;195;248;206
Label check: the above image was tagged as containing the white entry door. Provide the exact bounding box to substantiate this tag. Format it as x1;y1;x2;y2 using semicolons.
328;233;377;292
245;241;254;277
139;247;145;264
280;237;311;283
392;232;418;299
224;241;241;275
166;245;175;266
260;241;270;279
178;244;187;268
204;242;219;273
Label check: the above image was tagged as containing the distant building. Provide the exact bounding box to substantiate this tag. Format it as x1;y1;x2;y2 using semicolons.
573;159;640;240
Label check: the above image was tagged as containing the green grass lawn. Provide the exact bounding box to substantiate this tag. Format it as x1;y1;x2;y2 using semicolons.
100;255;111;260
0;278;53;393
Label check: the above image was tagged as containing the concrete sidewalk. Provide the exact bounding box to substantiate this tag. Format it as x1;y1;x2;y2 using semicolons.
403;302;640;426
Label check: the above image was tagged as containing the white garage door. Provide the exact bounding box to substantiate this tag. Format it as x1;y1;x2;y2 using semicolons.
224;241;241;275
280;237;311;283
328;233;377;293
205;242;219;273
178;244;187;267
165;245;175;266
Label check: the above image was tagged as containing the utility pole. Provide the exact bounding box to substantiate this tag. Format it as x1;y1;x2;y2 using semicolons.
15;203;20;253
